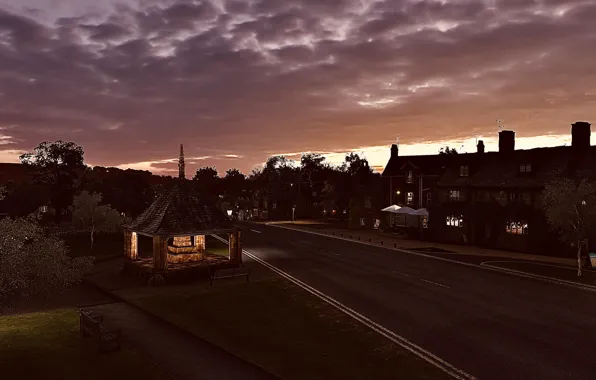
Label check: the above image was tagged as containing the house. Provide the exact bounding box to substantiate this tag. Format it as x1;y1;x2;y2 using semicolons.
429;121;594;255
381;144;446;227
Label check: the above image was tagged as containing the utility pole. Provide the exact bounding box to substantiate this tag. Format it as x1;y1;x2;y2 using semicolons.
418;174;423;209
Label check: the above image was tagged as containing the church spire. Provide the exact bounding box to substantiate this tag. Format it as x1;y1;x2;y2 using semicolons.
178;144;185;179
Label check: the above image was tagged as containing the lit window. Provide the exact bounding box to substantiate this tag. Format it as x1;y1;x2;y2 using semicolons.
519;164;532;173
449;190;461;201
446;215;464;228
459;165;469;177
506;221;528;235
406;192;414;205
406;170;413;184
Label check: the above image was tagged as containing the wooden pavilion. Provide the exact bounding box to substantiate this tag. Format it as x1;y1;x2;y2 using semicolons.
122;145;241;284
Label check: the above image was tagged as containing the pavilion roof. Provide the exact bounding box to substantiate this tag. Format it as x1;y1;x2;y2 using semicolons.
124;181;234;236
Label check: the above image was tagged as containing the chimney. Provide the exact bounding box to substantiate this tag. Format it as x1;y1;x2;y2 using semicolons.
390;144;398;159
498;130;515;153
477;140;485;154
571;121;591;149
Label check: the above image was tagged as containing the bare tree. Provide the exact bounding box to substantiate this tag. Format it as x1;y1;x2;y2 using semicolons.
542;177;596;276
70;191;123;250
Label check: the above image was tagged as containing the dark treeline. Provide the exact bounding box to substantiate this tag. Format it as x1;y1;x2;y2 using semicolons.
3;141;384;223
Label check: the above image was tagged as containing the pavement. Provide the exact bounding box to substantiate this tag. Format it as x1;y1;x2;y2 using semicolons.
266;221;578;267
240;221;596;380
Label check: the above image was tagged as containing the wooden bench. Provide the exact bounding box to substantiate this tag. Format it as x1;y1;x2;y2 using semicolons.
79;309;122;353
210;265;252;286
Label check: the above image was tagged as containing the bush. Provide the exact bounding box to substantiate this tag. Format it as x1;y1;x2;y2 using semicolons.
0;216;93;307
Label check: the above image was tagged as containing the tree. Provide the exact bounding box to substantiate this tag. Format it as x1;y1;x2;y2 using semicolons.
439;146;459;155
20;141;85;222
223;168;246;199
0;216;93;308
193;166;220;199
70;191;123;250
542;176;596;276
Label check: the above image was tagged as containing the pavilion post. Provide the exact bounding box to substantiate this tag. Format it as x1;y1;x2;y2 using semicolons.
194;235;206;251
153;235;168;272
123;230;138;260
229;230;242;264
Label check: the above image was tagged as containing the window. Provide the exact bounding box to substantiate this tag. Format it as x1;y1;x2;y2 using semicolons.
459;165;469;177
406;170;413;184
406;192;414;205
449;190;461;201
364;197;372;209
426;192;432;205
445;215;464;228
506;221;528;235
519;164;532;173
272;203;277;209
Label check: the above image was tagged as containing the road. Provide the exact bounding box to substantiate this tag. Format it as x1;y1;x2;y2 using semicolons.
240;223;596;380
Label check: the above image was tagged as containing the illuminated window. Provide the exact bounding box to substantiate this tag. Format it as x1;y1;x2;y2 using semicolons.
459;165;469;177
506;221;528;235
406;192;414;205
406;170;413;184
519;164;532;173
449;190;461;201
445;215;464;228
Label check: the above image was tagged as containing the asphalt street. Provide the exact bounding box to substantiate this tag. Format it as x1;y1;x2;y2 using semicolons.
240;223;596;380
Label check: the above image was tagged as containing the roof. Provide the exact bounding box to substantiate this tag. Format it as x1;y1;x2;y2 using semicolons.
0;163;30;184
437;146;596;189
382;153;447;177
124;180;234;236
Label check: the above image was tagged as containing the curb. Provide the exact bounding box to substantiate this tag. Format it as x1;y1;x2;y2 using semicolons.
81;278;282;380
480;263;596;292
265;224;596;294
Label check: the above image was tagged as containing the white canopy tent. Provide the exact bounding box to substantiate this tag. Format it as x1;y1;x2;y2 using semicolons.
382;205;427;228
381;205;417;214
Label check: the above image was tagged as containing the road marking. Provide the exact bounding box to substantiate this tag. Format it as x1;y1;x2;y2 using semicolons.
420;278;450;289
250;229;262;234
213;235;476;380
261;223;596;293
480;260;596;272
393;270;411;277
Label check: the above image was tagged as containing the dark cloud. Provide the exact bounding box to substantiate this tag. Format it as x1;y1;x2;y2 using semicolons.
0;0;595;173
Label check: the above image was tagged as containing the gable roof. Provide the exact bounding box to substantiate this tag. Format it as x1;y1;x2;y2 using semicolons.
437;146;596;189
382;153;447;177
124;180;234;236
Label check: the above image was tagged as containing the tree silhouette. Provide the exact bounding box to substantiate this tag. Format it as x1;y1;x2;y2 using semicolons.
20;141;85;222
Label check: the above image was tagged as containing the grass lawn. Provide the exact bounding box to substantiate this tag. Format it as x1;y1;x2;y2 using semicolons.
0;309;168;380
206;234;230;257
133;278;448;380
488;261;596;286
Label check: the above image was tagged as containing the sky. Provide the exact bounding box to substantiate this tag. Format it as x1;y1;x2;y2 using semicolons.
0;0;595;175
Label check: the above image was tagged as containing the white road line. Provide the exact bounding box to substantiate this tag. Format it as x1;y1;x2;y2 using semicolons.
213;235;476;380
393;270;411;277
481;260;596;272
250;229;262;234
263;223;596;293
420;278;450;289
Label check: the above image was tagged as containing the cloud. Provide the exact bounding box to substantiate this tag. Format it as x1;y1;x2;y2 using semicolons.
0;0;595;174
